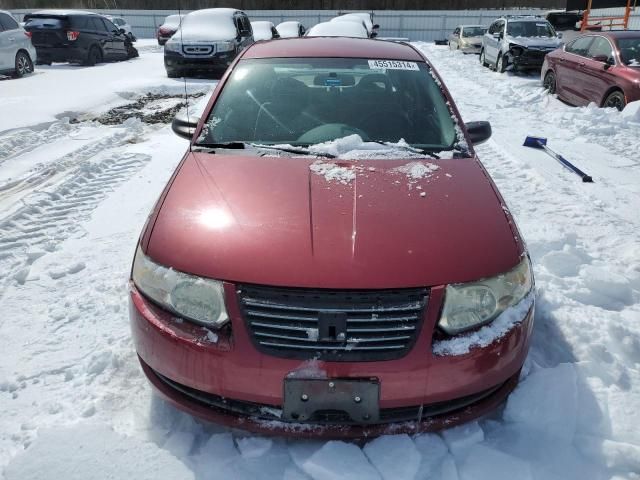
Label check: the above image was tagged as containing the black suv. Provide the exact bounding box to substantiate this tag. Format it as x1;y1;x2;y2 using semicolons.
24;10;137;66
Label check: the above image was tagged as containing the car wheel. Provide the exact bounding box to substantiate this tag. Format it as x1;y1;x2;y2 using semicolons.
496;54;507;73
85;46;102;66
543;71;557;94
480;50;489;67
603;90;626;111
14;51;34;78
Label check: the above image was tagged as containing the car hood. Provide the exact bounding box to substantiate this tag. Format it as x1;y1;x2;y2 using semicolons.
507;35;562;49
146;153;523;289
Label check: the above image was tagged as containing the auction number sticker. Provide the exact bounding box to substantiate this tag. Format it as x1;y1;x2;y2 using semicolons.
368;59;419;71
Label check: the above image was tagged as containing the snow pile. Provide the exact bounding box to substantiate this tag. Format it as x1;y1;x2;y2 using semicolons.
309;160;356;184
392;161;439;180
432;293;535;356
307;134;435;159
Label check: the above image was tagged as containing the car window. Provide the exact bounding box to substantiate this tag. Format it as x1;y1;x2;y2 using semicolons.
507;21;554;37
453;27;460;35
566;36;593;57
70;16;88;29
88;17;105;31
462;26;486;37
0;12;19;30
198;57;457;150
241;16;252;35
617;37;640;66
102;18;118;32
587;37;614;62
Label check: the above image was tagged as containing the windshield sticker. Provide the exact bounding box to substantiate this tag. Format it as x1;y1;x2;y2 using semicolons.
368;60;419;71
324;78;342;87
536;23;548;26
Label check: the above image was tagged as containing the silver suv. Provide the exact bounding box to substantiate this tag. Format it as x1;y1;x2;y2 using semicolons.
480;15;562;73
0;10;36;78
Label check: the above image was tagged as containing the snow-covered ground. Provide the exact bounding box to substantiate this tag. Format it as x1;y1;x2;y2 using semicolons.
1;40;639;479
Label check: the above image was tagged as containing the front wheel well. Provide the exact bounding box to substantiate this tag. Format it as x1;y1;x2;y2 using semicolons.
600;87;625;107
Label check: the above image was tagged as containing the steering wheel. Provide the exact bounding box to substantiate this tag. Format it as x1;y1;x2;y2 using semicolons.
297;123;370;144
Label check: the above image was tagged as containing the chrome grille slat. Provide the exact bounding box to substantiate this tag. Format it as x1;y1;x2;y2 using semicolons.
238;285;429;361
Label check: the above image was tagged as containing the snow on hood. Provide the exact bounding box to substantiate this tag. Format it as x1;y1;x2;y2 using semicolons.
507;35;562;49
162;14;183;27
305;134;438;159
176;10;238;42
306;21;368;38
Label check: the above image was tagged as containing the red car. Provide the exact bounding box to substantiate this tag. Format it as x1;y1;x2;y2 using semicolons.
542;31;640;110
157;14;183;46
130;37;535;438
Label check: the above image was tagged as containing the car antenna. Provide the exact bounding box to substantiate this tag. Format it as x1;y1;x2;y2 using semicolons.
177;1;192;153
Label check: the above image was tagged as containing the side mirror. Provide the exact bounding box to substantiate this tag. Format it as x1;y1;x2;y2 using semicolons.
557;32;563;39
373;24;380;29
370;32;378;38
465;121;492;145
172;112;200;140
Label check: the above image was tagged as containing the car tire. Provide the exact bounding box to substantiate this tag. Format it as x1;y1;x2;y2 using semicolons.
496;54;507;73
480;50;489;67
603;90;626;111
126;43;139;59
13;51;34;78
543;71;557;94
85;46;102;66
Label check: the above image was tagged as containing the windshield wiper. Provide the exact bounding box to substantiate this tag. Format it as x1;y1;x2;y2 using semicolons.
372;141;440;159
192;142;247;151
247;143;336;159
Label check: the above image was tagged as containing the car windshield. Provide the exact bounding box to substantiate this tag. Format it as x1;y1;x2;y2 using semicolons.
462;27;486;37
618;38;640;67
197;57;457;151
507;21;555;37
24;16;64;28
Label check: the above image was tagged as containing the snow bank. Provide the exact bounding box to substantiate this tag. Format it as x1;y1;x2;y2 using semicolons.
302;441;382;480
309;161;356;184
363;434;421;480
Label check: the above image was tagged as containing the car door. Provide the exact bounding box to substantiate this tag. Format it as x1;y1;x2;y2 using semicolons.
484;20;503;63
0;12;18;71
102;17;126;58
581;36;617;106
556;36;594;105
88;16;111;57
450;27;460;48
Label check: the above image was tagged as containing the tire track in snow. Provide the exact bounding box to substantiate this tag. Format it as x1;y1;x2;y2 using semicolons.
0;149;151;297
0;120;80;165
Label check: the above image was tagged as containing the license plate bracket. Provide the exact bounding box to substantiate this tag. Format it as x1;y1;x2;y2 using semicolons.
283;378;380;424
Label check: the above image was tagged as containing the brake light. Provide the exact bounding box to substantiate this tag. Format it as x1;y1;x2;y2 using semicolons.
24;31;32;38
67;31;80;41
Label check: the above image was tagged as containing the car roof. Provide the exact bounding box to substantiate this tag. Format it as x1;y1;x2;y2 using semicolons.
597;30;640;39
28;9;100;17
186;8;243;19
251;21;275;27
243;37;423;61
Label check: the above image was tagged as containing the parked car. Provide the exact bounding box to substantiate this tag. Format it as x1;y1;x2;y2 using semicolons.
276;21;305;38
105;15;136;42
0;10;36;78
542;31;640;110
23;10;137;66
164;8;253;78
157;14;183;46
481;15;563;73
306;21;368;39
330;15;376;38
448;25;487;54
336;12;379;37
251;21;279;41
130;37;535;437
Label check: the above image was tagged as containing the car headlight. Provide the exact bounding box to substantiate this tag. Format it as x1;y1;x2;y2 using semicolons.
216;42;235;52
132;246;229;328
164;41;181;52
438;257;533;335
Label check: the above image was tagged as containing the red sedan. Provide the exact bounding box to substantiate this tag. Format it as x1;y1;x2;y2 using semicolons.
129;37;535;437
542;30;640;110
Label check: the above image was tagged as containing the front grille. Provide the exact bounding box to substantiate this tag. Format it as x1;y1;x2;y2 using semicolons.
153;369;505;425
182;44;214;55
237;285;428;361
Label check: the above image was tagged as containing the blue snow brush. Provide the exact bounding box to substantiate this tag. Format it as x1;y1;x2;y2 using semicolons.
523;136;593;183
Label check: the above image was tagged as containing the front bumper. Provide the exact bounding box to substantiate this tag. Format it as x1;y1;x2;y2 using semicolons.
164;50;235;72
130;283;534;437
460;43;482;54
508;48;554;69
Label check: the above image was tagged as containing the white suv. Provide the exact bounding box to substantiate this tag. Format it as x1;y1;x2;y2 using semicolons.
0;10;36;78
480;15;562;73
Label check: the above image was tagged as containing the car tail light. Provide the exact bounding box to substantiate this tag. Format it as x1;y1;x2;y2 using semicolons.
67;31;80;41
24;31;32;38
158;27;170;35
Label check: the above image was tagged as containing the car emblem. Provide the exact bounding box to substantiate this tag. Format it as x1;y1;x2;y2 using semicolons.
318;311;348;343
